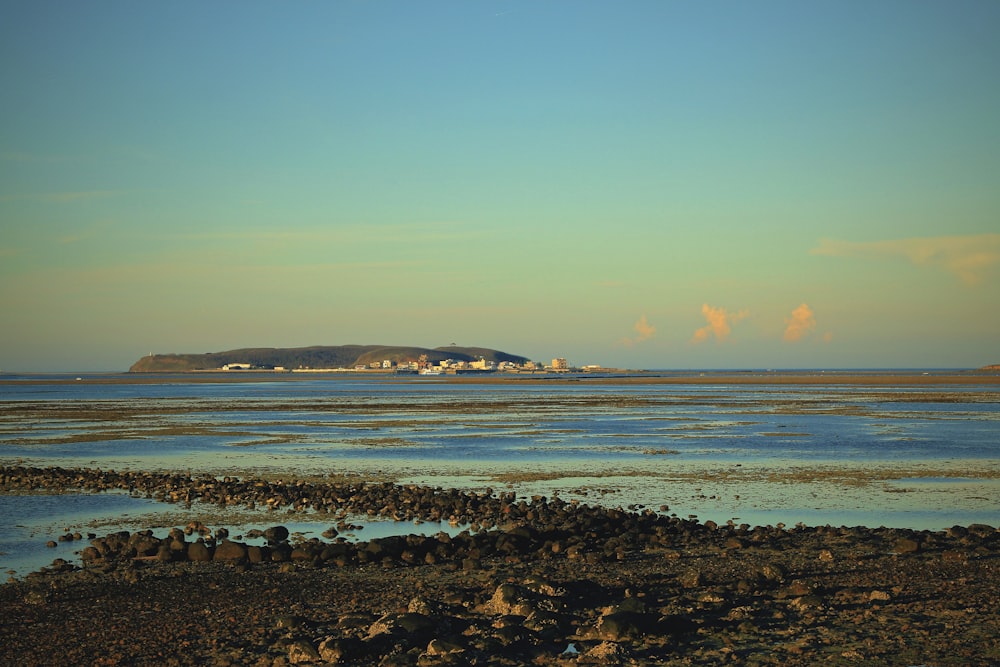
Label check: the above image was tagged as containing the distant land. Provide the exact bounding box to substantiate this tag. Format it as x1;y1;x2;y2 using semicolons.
129;345;531;373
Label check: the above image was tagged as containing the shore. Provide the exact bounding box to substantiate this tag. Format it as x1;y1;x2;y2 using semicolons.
2;466;998;666
3;369;1000;386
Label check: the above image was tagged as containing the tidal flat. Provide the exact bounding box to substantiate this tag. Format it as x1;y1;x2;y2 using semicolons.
1;372;998;664
2;372;998;532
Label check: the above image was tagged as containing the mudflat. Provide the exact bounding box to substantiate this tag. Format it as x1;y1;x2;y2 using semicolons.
1;466;997;666
3;370;999;386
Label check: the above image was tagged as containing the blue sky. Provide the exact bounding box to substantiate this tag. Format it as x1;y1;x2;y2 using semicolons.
2;1;998;371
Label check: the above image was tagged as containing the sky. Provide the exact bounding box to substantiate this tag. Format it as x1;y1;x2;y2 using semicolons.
1;1;999;372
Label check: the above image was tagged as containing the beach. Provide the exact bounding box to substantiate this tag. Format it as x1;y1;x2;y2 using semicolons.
1;464;999;666
1;372;998;664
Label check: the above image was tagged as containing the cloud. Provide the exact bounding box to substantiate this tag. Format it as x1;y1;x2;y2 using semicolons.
783;303;817;342
811;234;1000;286
620;314;656;347
692;304;748;344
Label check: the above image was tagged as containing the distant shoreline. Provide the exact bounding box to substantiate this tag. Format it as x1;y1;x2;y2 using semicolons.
2;369;999;386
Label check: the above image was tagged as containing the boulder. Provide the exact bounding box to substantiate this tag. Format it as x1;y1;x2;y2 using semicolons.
264;525;289;543
188;539;212;562
213;539;247;562
287;639;321;664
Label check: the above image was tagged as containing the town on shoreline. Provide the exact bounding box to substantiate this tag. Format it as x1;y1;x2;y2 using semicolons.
222;356;586;375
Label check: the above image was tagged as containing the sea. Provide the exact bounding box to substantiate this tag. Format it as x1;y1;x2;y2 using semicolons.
1;370;998;577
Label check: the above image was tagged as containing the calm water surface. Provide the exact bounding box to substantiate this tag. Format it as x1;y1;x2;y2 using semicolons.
1;372;998;577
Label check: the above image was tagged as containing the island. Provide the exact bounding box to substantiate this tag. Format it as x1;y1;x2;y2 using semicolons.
129;344;538;373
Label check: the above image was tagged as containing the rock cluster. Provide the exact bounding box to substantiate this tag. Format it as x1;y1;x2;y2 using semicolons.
3;465;1000;665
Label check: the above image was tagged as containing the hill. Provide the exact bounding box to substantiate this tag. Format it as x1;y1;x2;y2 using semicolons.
128;345;530;372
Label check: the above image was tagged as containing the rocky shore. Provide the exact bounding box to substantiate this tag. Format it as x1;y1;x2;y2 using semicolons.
2;465;998;665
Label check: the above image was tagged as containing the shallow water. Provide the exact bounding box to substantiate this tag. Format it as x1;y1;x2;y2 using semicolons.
2;372;998;576
0;492;467;579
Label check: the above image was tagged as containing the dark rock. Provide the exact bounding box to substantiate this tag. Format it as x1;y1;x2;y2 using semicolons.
264;525;289;543
367;612;437;639
270;542;293;562
188;539;212;562
213;539;247;562
593;611;658;640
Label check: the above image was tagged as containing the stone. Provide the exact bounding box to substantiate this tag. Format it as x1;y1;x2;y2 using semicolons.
423;639;465;656
188;539;212;562
580;641;631;665
760;562;786;583
213;539;248;563
724;537;746;549
264;525;290;543
367;612;436;638
893;538;920;554
270;542;293;562
593;611;657;640
678;569;702;588
286;639;321;664
317;637;352;663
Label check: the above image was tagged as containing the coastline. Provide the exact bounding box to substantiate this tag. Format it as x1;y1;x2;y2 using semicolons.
1;465;998;666
2;372;997;664
3;368;1000;386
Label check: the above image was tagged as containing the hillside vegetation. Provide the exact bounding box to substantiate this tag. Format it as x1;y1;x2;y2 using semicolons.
128;345;529;372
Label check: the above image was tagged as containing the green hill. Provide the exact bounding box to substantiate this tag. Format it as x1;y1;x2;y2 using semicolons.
128;345;530;372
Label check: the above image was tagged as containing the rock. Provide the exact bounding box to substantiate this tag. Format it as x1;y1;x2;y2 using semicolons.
213;539;247;563
317;636;355;663
724;537;746;549
367;612;436;639
286;639;321;664
188;539;212;562
423;638;465;657
868;590;892;602
481;583;530;616
270;542;293;562
893;538;920;554
967;524;995;538
760;562;786;583
264;525;290;543
276;615;308;630
593;611;657;640
580;641;632;665
678;569;702;588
